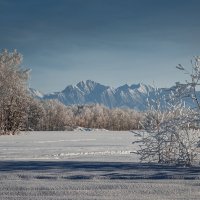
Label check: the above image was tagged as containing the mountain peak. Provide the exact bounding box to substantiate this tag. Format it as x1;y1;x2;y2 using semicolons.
117;84;130;91
76;80;99;93
30;81;161;110
77;80;97;87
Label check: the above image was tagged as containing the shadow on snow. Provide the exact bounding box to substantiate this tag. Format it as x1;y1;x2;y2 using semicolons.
0;161;199;180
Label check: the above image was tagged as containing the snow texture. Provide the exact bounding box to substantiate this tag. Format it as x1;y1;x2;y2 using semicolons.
0;131;200;199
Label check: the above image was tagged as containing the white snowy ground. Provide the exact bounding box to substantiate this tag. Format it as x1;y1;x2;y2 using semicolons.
0;131;200;200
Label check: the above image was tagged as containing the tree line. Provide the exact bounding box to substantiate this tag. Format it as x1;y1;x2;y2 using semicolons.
0;49;143;134
26;100;143;131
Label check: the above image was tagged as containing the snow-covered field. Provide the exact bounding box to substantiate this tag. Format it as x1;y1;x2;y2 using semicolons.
0;131;200;199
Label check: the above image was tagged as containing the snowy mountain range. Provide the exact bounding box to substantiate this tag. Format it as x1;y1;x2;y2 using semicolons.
29;80;196;111
29;80;164;110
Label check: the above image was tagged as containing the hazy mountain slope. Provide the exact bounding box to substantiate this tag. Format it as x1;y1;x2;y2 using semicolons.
37;80;155;110
30;80;199;110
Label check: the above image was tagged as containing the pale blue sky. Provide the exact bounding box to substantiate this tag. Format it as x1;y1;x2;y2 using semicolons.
0;0;200;92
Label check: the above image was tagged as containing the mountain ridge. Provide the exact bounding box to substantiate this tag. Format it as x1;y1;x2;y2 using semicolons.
29;80;197;111
29;80;159;110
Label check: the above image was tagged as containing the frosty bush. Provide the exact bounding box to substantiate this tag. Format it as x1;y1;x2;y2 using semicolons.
134;84;200;166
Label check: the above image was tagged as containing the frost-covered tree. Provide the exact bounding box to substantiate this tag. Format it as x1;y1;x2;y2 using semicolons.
0;49;30;134
69;104;142;131
134;58;200;166
175;56;200;109
41;100;70;131
26;99;46;131
134;88;173;163
162;108;200;166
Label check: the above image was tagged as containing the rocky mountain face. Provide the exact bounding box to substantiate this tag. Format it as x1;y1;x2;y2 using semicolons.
29;80;198;111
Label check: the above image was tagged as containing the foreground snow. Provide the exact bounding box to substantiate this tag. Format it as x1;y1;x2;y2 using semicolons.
0;131;136;161
0;131;200;199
